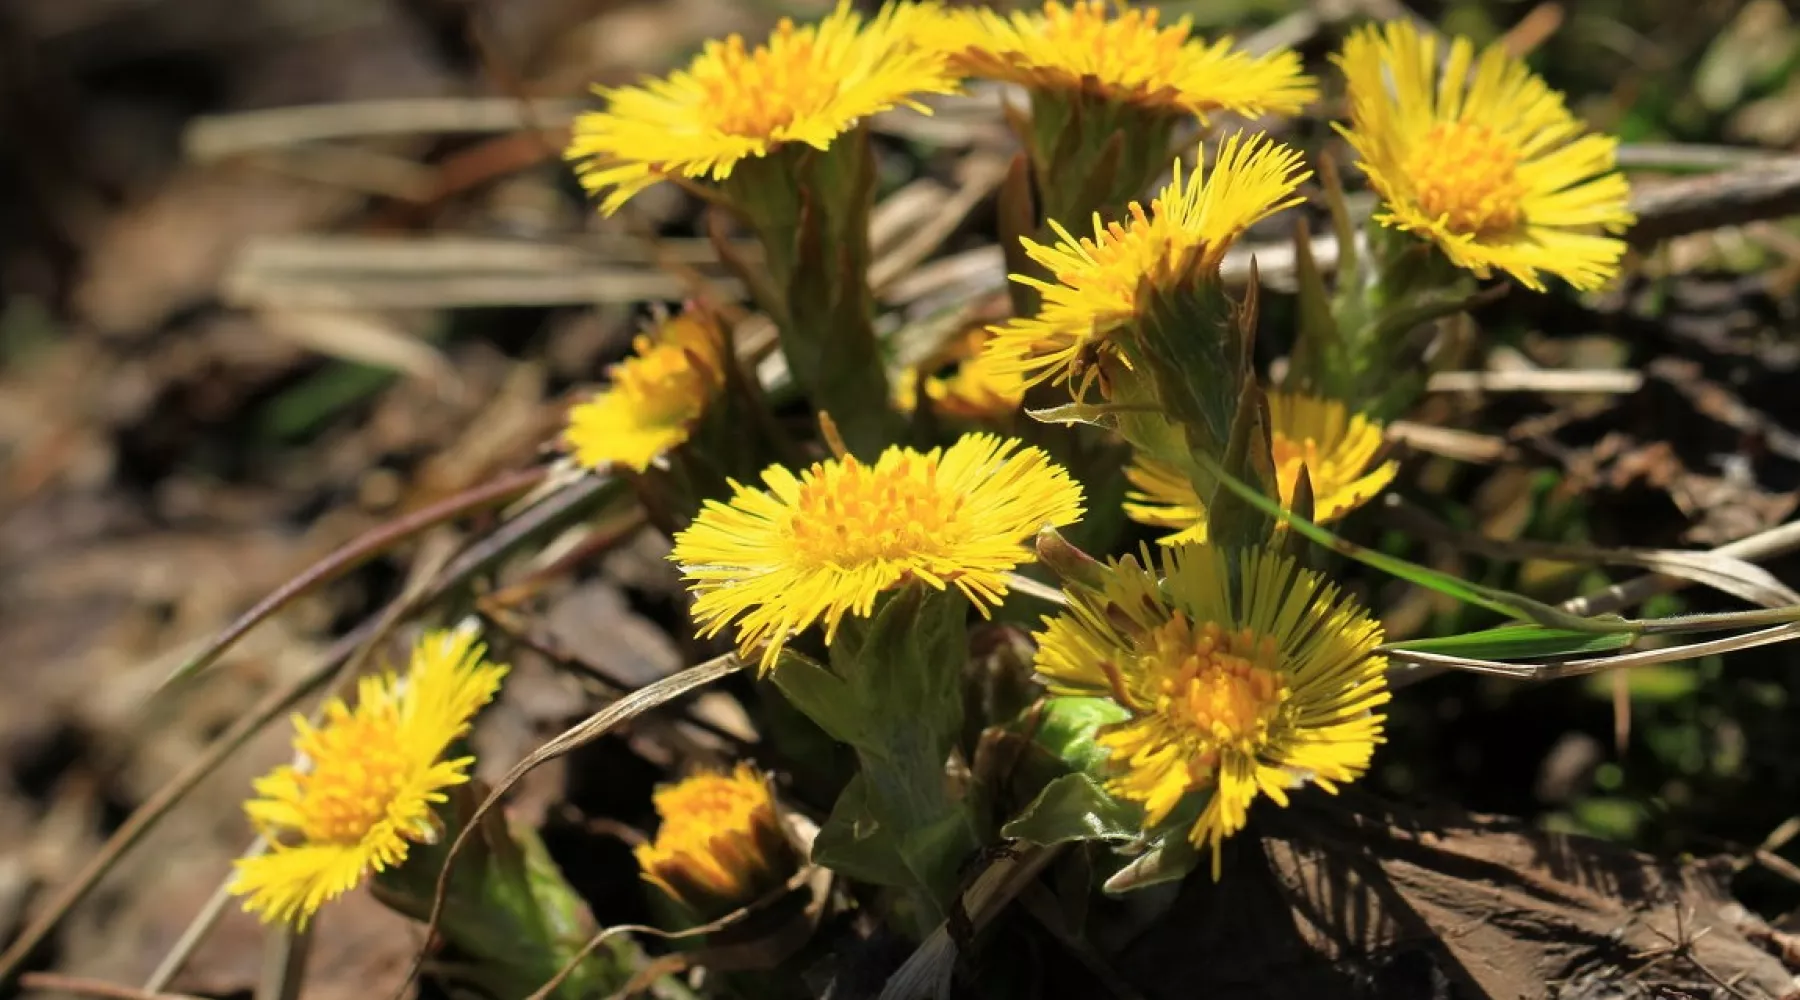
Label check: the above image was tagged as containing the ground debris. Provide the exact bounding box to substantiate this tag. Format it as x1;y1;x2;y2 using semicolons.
1096;799;1798;1000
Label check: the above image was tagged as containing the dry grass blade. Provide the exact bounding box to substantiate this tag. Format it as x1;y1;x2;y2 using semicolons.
185;98;583;160
1425;369;1645;394
163;466;545;687
1380;496;1800;609
0;477;612;988
397;654;750;1000
877;845;1064;1000
526;863;830;999
1387;621;1800;681
869;154;1011;294
0;642;347;987
255;924;310;1000
258;309;459;387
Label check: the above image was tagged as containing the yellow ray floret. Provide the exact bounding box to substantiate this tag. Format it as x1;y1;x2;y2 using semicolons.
636;763;798;917
567;0;959;214
933;0;1314;119
1034;545;1388;877
1333;20;1634;291
1124;392;1397;543
564;311;727;473
670;433;1085;671
986;133;1309;392
229;626;509;926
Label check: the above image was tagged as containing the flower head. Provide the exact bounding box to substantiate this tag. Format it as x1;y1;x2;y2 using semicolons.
935;1;1314;120
671;433;1085;670
564;311;727;473
1035;545;1388;876
987;133;1309;392
636;763;799;918
568;0;959;214
1334;20;1634;291
894;329;1027;421
1125;392;1397;544
230;626;509;926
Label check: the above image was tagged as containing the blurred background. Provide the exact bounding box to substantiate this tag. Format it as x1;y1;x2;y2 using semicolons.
5;0;1800;995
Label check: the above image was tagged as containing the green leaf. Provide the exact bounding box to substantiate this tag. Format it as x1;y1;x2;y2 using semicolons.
1032;696;1129;775
1002;773;1142;845
1383;625;1637;660
1102;825;1202;894
1025;400;1142;431
782;587;980;910
1127;274;1240;460
1206;380;1276;552
1183;445;1641;639
768;650;859;746
1286;214;1339;396
812;773;916;888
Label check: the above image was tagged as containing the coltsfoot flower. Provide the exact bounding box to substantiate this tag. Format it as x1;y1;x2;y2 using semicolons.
1035;545;1388;876
894;328;1027;421
1124;392;1397;544
567;0;958;214
985;133;1309;393
636;763;799;918
670;433;1085;670
229;626;508;926
1334;19;1635;291
563;310;726;473
935;0;1314;120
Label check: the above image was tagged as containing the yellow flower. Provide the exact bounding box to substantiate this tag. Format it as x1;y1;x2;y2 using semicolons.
894;329;1027;421
636;763;799;918
670;433;1085;671
935;0;1314;120
1334;20;1635;291
1034;545;1388;877
230;626;509;926
1124;392;1398;544
986;133;1309;392
564;311;727;473
567;0;959;215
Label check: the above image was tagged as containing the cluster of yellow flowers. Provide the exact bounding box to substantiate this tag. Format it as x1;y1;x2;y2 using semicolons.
229;0;1638;937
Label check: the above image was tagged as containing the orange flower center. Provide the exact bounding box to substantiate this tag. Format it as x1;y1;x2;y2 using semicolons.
1406;121;1526;237
1036;1;1190;95
616;339;713;427
1142;616;1289;756
295;715;412;844
785;454;962;567
698;27;835;138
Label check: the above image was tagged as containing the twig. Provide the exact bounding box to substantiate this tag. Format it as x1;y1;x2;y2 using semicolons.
17;973;205;1000
1617;142;1789;173
396;654;751;1000
1627;159;1800;246
0;475;615;990
163;466;545;686
0;645;345;988
475;604;756;750
141;848;256;992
